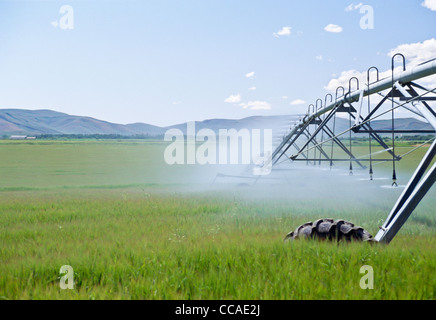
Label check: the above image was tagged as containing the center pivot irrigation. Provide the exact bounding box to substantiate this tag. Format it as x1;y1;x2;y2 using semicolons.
269;54;436;244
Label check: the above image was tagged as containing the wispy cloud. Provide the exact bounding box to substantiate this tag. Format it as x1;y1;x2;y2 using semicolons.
324;24;343;33
239;101;272;110
316;55;323;61
422;0;436;11
273;26;292;38
248;87;257;91
290;99;306;106
245;71;255;79
345;3;363;12
224;94;242;104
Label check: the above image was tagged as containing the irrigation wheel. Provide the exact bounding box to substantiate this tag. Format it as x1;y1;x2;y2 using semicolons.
285;219;375;242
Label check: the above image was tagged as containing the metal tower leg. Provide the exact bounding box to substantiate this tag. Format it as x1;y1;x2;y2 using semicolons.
375;139;436;243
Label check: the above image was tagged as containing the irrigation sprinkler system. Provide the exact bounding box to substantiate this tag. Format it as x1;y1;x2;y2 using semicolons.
270;54;436;244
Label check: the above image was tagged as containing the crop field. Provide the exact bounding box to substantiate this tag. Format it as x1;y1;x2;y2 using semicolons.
0;140;435;300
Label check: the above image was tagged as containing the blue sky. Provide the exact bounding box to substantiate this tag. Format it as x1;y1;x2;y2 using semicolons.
0;0;436;126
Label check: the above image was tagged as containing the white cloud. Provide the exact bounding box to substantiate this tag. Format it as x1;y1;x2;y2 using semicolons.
389;38;436;66
248;87;257;91
282;96;289;100
324;68;397;93
389;38;436;88
245;71;255;78
316;55;323;61
422;0;436;11
290;99;306;105
324;24;343;33
224;94;242;104
273;26;292;38
324;69;369;92
239;101;272;110
324;38;436;93
345;3;363;12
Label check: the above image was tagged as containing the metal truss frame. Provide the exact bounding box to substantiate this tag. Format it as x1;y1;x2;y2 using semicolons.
270;55;436;243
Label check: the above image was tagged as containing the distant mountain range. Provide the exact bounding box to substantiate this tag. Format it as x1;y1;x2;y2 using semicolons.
0;109;163;136
0;109;299;136
0;109;434;137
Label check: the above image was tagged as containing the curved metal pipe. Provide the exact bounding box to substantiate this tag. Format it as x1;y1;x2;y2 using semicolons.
335;86;345;101
367;66;379;85
272;56;436;161
349;77;360;93
325;94;333;106
316;99;323;112
304;58;436;124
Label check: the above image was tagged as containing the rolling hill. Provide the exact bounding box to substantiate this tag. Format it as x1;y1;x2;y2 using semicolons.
0;109;163;136
0;109;434;138
0;109;299;137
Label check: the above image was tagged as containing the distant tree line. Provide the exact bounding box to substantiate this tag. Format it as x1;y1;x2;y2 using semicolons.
34;133;165;140
389;135;435;142
337;135;435;143
1;133;434;142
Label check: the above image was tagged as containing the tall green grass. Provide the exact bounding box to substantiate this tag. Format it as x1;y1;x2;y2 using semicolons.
0;140;435;299
1;190;435;300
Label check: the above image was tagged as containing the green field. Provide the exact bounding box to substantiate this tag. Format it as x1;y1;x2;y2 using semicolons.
1;140;435;300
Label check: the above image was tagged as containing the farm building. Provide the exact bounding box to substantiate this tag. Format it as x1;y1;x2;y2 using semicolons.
9;136;37;140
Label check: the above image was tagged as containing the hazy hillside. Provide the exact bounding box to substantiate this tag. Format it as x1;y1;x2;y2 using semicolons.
0;109;300;137
333;117;434;136
167;115;300;135
0;109;433;138
0;109;163;136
